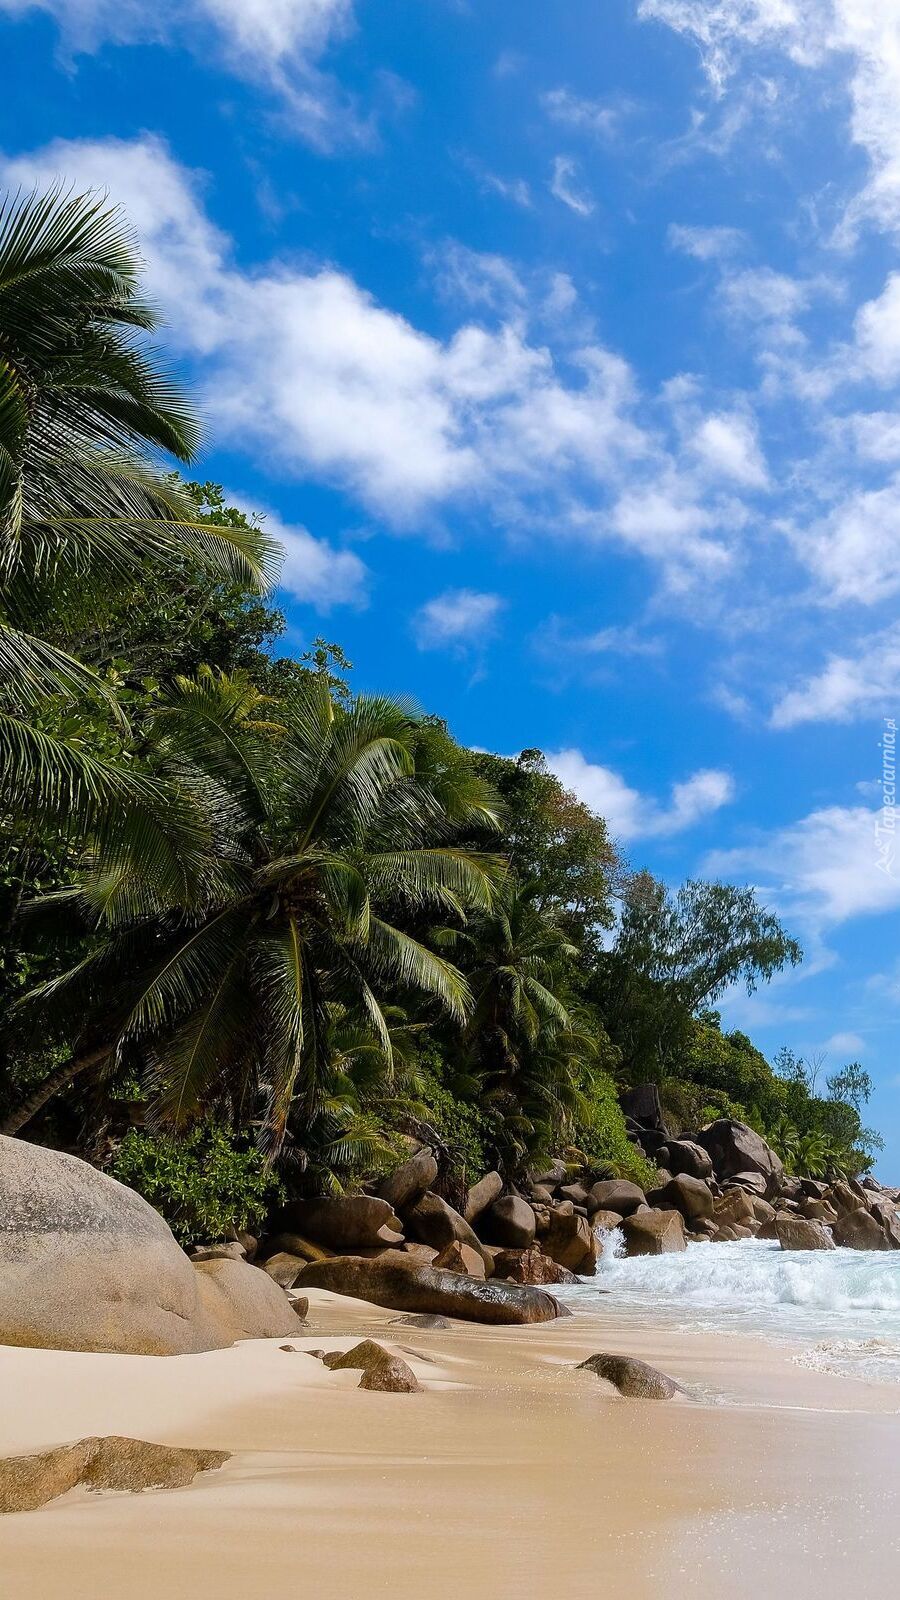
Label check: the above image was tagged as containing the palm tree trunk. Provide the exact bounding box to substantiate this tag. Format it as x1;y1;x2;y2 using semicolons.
0;1043;111;1137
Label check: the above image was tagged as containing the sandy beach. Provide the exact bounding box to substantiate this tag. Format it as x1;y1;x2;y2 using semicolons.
2;1288;899;1600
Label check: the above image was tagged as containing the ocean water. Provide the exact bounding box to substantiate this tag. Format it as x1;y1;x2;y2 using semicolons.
560;1235;900;1385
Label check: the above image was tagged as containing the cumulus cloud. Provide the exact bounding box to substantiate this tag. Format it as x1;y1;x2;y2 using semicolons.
0;0;359;145
0;134;771;597
546;749;734;841
823;1030;866;1054
412;589;504;650
689;411;770;487
791;477;900;606
233;499;368;611
719;266;814;324
770;626;900;726
706;803;900;927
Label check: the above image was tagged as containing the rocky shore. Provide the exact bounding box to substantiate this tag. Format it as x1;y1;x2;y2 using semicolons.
3;1107;899;1367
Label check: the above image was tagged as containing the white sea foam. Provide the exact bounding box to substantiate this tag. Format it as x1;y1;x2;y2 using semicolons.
559;1237;900;1384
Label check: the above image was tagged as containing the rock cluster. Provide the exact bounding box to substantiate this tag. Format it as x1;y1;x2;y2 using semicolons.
622;1113;900;1253
5;1100;898;1359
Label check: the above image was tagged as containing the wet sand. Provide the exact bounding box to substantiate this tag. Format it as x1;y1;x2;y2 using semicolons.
1;1287;899;1599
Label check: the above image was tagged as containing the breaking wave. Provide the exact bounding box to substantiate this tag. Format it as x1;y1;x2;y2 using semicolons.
560;1237;900;1384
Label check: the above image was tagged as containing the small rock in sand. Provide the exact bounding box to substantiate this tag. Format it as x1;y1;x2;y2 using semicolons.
577;1353;681;1400
390;1314;454;1329
0;1436;229;1514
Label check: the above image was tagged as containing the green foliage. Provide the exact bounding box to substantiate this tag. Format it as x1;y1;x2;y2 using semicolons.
110;1122;283;1246
826;1062;873;1113
467;749;617;950
17;671;503;1158
575;1070;659;1190
414;1057;489;1181
592;875;803;1084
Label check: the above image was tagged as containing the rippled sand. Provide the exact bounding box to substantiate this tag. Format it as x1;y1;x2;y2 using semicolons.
1;1287;899;1599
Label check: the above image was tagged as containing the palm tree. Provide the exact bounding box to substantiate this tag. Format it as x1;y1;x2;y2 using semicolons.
767;1113;800;1169
0;185;276;845
442;879;587;1169
5;672;503;1155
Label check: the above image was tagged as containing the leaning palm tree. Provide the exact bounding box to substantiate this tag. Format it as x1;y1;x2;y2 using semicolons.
0;184;276;844
5;672;504;1155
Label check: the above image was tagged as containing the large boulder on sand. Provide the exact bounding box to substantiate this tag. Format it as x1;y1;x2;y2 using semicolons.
324;1339;420;1392
378;1149;438;1213
621;1208;686;1256
697;1120;784;1197
193;1258;306;1340
272;1196;403;1251
295;1254;562;1323
0;1135;304;1355
481;1195;537;1249
774;1217;835;1252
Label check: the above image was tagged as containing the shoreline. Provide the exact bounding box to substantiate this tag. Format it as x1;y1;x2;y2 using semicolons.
2;1287;899;1599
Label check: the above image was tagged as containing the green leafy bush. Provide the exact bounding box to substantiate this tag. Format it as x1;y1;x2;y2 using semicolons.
415;1062;488;1181
110;1123;283;1247
575;1070;658;1190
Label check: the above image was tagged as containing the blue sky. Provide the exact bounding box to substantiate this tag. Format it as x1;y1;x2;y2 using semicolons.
4;0;900;1168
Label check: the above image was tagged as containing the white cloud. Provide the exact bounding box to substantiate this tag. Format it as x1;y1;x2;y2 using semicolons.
841;410;900;462
668;222;745;260
555;622;664;658
705;802;900;926
233;498;368;611
546;748;734;840
823;1030;866;1054
473;167;533;209
792;477;900;605
413;589;504;650
690;411;770;487
604;470;741;588
541;88;625;140
550;156;595;217
0;138;601;518
719;266;812;324
0;0;358;146
638;1;900;243
0;134;761;596
770;627;900;725
853;272;900;383
427;242;525;313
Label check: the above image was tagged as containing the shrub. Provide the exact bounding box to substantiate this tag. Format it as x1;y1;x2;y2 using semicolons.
109;1122;283;1247
575;1071;658;1190
415;1064;488;1181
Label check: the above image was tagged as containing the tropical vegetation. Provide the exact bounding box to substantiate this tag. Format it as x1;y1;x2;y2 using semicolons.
0;183;884;1239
